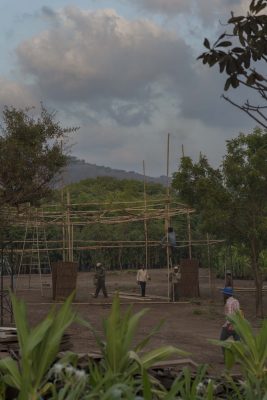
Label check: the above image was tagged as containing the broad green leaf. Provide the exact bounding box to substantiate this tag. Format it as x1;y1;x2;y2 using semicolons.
216;40;232;47
204;38;210;49
0;357;21;389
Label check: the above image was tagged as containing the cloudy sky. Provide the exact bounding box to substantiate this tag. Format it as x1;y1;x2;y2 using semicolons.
0;0;254;177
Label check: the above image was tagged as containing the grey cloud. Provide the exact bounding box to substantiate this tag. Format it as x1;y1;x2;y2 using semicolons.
14;5;252;133
1;2;257;179
65;96;156;127
131;0;246;14
0;78;38;110
4;29;15;40
124;0;248;23
129;0;190;15
41;6;57;18
71;118;169;176
16;7;193;125
108;100;155;126
17;7;188;97
176;62;253;130
70;102;245;177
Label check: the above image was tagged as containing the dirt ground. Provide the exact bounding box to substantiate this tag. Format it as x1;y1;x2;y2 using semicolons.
5;268;267;376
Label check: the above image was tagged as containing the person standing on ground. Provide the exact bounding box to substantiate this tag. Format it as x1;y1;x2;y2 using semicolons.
220;287;240;353
169;265;181;302
225;270;233;288
93;262;108;298
136;265;150;297
223;270;233;304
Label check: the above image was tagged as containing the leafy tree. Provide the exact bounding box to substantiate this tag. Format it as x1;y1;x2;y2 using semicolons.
0;105;78;207
198;0;267;128
172;127;267;317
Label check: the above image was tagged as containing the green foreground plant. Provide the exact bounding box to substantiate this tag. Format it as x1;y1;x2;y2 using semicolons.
0;292;188;399
0;292;267;399
0;292;77;399
75;292;188;398
211;312;267;399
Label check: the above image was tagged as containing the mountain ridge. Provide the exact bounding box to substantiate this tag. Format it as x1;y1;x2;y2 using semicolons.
62;157;169;186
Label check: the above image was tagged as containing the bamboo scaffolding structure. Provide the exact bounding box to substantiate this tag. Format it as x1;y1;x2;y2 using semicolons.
166;133;171;300
187;211;192;260
39;198;188;206
143;160;148;270
61;167;66;261
207;233;212;297
0;238;225;245
6;240;225;253
67;191;71;262
1;208;194;226
1;166;224;304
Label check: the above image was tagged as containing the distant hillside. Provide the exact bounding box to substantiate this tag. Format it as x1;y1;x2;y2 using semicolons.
61;157;169;186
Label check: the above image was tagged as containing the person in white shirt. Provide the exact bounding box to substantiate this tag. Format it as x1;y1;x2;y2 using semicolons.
220;287;240;344
169;265;181;301
136;265;150;297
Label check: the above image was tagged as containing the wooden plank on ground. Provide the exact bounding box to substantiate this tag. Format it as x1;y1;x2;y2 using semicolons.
151;358;198;369
118;294;153;301
117;291;169;300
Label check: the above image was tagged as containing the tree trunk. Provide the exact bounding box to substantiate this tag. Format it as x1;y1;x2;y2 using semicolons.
251;240;263;318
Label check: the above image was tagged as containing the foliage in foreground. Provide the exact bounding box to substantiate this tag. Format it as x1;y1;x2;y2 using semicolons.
0;293;266;399
0;292;77;399
198;0;267;128
212;312;267;399
0;293;187;399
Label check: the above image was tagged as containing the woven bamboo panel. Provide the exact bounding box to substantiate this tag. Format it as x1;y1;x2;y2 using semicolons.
180;259;200;297
52;262;78;300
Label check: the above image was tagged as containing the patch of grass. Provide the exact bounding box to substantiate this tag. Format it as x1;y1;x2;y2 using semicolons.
190;299;202;305
207;306;221;319
192;309;203;315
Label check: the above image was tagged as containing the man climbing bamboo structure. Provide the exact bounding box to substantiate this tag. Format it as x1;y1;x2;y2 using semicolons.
161;226;177;267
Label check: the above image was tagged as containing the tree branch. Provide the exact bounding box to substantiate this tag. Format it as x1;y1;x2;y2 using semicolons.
222;95;267;128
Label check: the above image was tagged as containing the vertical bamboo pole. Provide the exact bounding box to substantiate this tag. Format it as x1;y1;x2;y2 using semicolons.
143;160;148;270
207;233;212;296
187;211;192;260
1;247;4;326
71;224;74;262
36;210;43;296
229;243;233;280
119;246;122;270
62;190;66;262
166;133;171;300
60;141;66;262
67;190;71;262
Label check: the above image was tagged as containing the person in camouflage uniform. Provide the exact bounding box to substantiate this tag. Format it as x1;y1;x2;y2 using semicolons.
93;262;108;298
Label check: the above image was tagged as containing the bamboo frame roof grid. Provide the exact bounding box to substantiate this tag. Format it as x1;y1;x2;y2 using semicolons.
0;202;195;227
